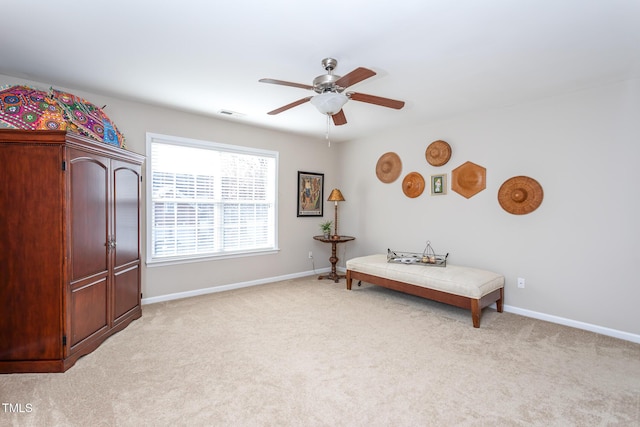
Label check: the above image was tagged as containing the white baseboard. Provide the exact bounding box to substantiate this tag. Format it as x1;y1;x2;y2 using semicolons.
141;272;639;344
141;268;330;305
503;305;640;344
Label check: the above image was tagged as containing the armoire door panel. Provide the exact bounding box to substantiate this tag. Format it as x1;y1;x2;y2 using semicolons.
68;153;110;281
70;278;108;347
113;162;141;266
113;264;141;321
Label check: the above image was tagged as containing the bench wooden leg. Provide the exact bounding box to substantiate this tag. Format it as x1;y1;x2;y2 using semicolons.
346;269;504;328
471;299;481;328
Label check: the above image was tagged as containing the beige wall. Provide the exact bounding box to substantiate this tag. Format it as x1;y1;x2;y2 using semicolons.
336;78;640;337
3;74;639;339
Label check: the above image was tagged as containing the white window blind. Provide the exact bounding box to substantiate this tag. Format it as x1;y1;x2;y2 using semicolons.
146;133;278;264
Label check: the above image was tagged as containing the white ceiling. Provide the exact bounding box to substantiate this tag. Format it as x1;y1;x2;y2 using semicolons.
2;0;639;142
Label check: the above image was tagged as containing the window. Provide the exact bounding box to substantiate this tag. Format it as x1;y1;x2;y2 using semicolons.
146;133;278;265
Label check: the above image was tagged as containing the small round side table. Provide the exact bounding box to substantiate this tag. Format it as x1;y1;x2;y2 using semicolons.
313;235;355;283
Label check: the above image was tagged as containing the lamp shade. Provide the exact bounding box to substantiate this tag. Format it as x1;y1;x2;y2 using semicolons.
310;92;348;115
327;188;345;202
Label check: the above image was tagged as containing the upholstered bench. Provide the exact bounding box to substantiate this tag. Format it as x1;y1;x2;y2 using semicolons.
345;254;504;328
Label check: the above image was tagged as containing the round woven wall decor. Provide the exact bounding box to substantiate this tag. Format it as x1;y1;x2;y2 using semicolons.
376;152;402;183
498;176;544;215
402;172;425;198
425;140;451;166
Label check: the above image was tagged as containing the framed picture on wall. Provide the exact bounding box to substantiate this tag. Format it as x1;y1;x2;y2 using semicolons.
297;171;324;217
431;174;447;195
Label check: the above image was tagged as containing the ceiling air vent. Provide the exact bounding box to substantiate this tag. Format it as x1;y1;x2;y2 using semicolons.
217;110;245;118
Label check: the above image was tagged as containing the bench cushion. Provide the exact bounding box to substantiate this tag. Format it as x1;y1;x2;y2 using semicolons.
346;254;504;299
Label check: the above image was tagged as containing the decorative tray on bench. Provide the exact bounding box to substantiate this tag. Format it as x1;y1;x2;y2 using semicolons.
387;242;448;267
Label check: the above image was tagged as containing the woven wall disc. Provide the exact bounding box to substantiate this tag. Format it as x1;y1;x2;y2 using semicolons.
451;161;486;199
425;140;451;166
498;176;544;215
376;152;402;183
402;172;425;198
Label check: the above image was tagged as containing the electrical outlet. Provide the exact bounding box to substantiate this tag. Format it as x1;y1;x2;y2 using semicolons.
517;277;525;288
308;251;313;259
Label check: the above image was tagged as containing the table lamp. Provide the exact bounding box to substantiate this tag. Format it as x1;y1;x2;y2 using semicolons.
327;188;345;238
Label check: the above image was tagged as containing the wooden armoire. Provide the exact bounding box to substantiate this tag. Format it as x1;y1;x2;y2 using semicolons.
0;130;144;373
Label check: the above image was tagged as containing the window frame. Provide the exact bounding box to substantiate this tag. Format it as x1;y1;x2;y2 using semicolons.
145;132;279;266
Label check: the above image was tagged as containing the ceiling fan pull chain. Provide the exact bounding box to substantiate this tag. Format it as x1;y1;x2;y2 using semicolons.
326;114;331;147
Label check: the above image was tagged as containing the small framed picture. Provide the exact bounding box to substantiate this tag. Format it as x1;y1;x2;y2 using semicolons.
431;174;447;195
297;171;324;217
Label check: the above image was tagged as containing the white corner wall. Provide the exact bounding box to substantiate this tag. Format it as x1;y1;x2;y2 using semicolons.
337;79;640;337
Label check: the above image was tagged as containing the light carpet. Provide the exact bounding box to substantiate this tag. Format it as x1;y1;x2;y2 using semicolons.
1;276;639;426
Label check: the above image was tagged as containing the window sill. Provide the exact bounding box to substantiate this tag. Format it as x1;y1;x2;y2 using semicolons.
146;247;281;267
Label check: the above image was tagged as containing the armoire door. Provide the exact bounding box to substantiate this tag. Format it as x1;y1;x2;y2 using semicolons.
67;148;110;350
111;159;142;323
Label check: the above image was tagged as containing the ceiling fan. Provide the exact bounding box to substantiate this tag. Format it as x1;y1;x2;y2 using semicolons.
259;58;405;126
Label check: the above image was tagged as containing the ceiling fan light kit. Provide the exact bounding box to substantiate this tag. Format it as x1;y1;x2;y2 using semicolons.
260;57;405;126
310;92;348;115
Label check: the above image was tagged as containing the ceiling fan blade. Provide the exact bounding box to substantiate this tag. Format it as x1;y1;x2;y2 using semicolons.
349;92;405;109
332;109;347;126
334;67;376;89
267;96;313;115
259;78;314;91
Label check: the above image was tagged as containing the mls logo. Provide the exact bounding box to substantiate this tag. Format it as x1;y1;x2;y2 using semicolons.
2;403;33;413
